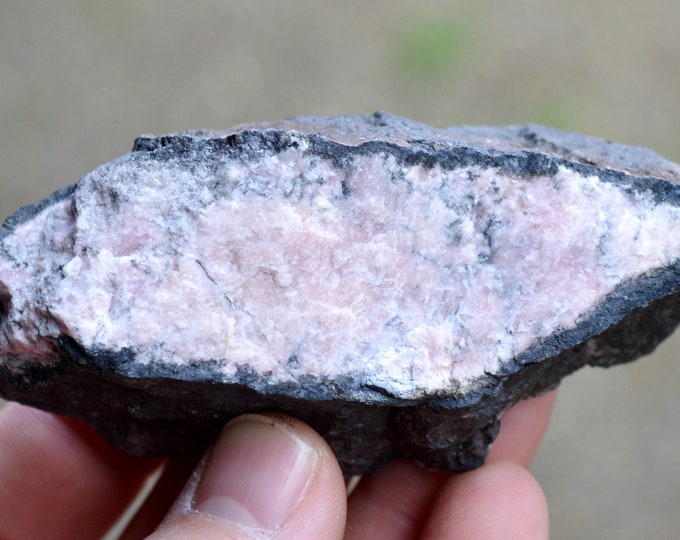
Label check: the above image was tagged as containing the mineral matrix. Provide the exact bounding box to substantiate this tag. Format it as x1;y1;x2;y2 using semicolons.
2;112;680;474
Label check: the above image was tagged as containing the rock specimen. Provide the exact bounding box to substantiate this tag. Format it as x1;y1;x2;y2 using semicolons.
2;112;680;474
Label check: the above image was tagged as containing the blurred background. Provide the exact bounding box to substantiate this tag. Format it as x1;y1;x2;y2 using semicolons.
2;1;680;537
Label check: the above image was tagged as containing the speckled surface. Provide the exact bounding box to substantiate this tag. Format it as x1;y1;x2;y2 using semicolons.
3;115;680;475
3;2;680;536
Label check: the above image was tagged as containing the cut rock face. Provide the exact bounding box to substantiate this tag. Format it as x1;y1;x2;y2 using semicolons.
2;112;680;474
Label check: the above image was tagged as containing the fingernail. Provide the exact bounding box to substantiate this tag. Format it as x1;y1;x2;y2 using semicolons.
192;414;318;531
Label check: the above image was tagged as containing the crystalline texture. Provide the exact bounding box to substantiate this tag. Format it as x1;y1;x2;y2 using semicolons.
2;112;680;473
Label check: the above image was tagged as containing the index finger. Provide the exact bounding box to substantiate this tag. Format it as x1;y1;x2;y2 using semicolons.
487;388;558;466
0;403;162;540
345;389;558;539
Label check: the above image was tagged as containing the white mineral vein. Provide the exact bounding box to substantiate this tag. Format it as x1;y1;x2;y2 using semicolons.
2;139;680;398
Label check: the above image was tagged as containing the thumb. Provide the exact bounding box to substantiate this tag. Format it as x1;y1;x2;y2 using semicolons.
148;413;347;539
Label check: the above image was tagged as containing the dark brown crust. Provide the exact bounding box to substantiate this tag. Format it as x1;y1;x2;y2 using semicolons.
2;113;680;473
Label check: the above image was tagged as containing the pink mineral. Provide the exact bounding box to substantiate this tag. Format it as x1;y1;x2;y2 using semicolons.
1;113;680;473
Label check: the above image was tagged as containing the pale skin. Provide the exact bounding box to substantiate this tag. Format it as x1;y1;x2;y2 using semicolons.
0;389;557;539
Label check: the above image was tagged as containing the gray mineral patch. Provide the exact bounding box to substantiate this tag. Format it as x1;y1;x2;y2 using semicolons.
2;112;680;474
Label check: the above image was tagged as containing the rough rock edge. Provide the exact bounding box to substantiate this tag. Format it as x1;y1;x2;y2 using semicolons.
2;112;680;474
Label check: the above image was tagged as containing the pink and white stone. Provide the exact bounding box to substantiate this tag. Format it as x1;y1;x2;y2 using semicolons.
1;113;680;472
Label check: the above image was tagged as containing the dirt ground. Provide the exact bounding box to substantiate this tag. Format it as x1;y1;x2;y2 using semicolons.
2;1;680;537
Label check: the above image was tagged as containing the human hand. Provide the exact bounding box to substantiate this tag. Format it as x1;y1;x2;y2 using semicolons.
0;389;556;539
